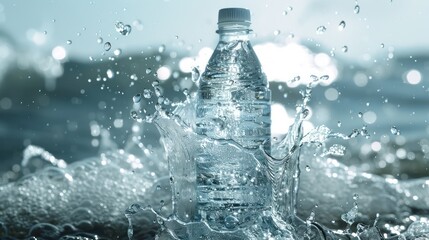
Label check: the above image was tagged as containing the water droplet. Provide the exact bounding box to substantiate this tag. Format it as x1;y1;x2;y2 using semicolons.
183;89;189;96
282;10;288;16
273;30;281;36
104;42;111;51
316;26;327;34
143;89;152;99
337;121;342;127
158;44;166;53
320;75;329;81
358;112;363;118
391;126;400;135
224;215;239;229
287;6;293;11
106;69;114;79
338;21;346;31
130;74;138;81
66;40;72;45
342;45;348;53
130;111;139;120
302;108;310;119
145;68;152;74
191;67;200;82
115;21;132;36
156;185;161;191
354;5;360;14
380;43;385;48
310;75;319;82
133;94;142;103
353;193;359;201
113;48;122;56
305;165;311;172
97;37;103;44
43;31;48;35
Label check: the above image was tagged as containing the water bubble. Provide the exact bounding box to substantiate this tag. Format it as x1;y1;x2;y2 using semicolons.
342;46;348;53
145;68;152;74
133;94;142;103
354;5;360;14
338;21;346;31
191;67;200;82
113;48;122;56
143;89;152;99
224;215;239;229
97;37;103;44
115;21;132;36
66;40;72;45
305;165;311;172
316;26;327;34
104;42;111;51
391;126;400;135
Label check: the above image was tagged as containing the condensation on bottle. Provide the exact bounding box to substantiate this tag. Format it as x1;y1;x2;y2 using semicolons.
195;8;272;230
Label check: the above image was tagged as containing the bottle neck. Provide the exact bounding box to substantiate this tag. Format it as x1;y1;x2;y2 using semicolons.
216;24;251;41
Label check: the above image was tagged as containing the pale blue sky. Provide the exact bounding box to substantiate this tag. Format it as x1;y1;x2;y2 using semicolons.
0;0;428;62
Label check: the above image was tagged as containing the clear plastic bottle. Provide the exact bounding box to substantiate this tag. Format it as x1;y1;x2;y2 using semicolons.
195;8;271;230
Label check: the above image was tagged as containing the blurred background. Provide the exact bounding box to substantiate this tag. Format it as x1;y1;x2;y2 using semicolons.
0;0;428;182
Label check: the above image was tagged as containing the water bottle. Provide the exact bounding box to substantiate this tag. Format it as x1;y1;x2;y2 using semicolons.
195;8;271;230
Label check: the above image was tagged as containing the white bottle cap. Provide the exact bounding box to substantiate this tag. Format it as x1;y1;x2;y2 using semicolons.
218;8;251;26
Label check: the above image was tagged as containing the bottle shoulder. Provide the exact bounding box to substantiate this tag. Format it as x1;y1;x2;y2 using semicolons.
202;40;265;85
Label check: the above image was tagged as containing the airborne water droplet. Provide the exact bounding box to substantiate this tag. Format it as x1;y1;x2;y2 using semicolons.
305;165;311;172
320;75;329;81
191;67;200;82
316;26;327;34
354;5;360;14
115;21;132;36
358;112;363;118
145;68;152;74
143;89;152;99
158;44;166;53
380;43;385;48
342;46;348;53
273;30;281;36
97;37;103;44
337;121;342;127
391;126;400;135
66;40;72;45
106;69;114;79
113;48;122;56
353;193;359;201
338;21;346;31
133;94;142;103
130;111;139;120
104;42;111;51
